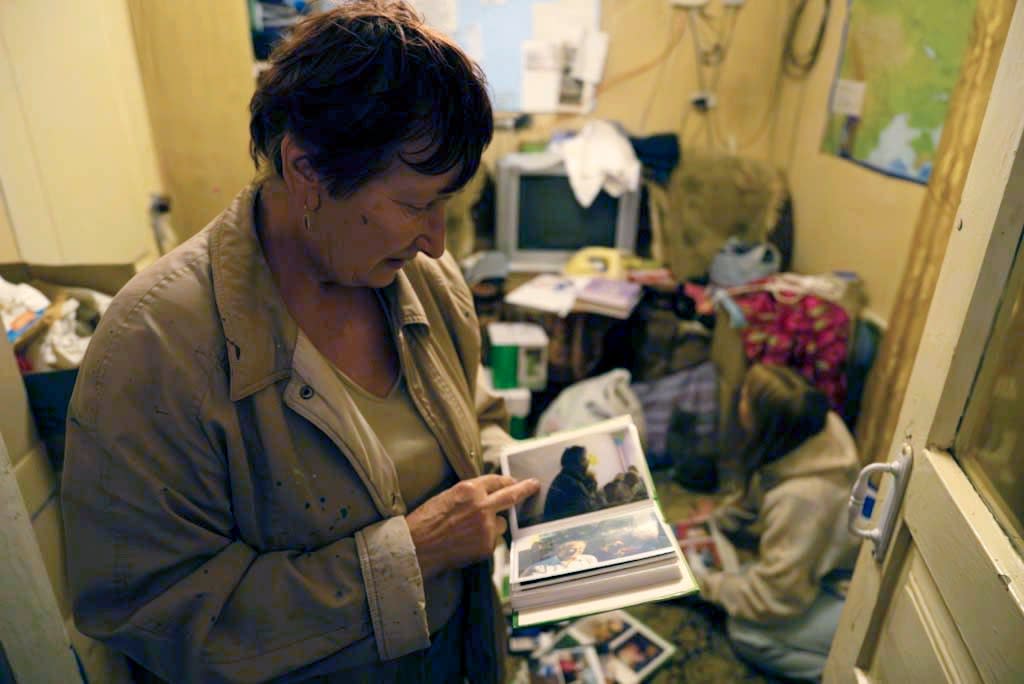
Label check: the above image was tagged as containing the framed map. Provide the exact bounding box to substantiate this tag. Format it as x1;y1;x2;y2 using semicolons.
822;1;977;183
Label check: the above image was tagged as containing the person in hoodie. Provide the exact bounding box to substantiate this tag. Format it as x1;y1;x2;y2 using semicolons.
690;363;859;682
543;445;603;523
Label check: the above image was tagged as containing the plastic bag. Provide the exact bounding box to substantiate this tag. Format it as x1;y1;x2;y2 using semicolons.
709;238;781;288
536;369;647;446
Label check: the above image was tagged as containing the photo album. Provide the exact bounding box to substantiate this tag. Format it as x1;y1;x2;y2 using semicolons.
499;415;698;626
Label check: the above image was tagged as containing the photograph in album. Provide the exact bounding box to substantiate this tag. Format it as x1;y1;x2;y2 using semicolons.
503;421;651;531
513;508;675;583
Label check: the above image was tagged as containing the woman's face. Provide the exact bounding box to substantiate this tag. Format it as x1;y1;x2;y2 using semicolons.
305;154;460;288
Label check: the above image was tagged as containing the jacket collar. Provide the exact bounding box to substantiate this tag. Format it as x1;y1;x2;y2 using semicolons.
209;184;432;401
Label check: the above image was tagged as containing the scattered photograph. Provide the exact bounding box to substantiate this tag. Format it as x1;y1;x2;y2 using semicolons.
530;646;604;684
572;611;631;645
530;610;677;683
606;632;669;683
513;509;674;583
503;425;651;530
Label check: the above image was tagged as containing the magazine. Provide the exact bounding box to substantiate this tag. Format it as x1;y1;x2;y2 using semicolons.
499;415;698;626
532;610;677;683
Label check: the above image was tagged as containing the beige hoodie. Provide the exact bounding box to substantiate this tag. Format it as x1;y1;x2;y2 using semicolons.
700;412;860;624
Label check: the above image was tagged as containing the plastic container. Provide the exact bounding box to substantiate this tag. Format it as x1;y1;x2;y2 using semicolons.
482;368;532;439
486;322;549;390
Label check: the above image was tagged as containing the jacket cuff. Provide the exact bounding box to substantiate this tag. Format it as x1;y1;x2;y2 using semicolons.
355;517;430;660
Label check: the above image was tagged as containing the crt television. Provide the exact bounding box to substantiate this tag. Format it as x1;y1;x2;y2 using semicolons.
495;153;640;272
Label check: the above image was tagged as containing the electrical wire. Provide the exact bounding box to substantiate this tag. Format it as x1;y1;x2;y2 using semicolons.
710;0;830;153
596;13;687;96
782;0;832;78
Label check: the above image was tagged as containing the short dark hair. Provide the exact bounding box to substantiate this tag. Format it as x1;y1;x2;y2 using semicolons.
249;0;493;197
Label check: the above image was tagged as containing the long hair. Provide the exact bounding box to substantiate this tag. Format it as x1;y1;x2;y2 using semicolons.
739;364;830;489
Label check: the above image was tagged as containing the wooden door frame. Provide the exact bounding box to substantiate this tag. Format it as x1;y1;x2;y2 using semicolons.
825;2;1024;681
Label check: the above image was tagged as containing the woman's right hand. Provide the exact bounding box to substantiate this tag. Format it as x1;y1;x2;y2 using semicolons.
407;474;540;579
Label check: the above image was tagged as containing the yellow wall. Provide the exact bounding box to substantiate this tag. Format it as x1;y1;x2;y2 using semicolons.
495;0;922;324
127;0;257;242
94;0;919;320
0;186;18;262
767;1;924;324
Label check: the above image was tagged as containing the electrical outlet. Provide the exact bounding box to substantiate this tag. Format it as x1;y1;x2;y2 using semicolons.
690;91;717;111
671;0;710;8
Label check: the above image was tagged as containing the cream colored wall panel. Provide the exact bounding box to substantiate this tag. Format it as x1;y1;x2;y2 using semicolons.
0;1;160;264
14;443;57;521
32;495;70;619
0;181;21;261
0;30;61;262
128;0;257;241
0;321;40;464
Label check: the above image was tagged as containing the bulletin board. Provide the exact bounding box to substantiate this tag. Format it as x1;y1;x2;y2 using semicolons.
410;0;603;114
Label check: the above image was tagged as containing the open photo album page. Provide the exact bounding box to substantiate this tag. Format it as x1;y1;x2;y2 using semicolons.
502;420;654;534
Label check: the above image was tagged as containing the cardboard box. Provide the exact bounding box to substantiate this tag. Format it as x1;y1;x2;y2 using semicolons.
1;262;137;471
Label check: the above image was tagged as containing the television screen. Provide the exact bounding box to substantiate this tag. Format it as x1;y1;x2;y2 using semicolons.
518;175;620;251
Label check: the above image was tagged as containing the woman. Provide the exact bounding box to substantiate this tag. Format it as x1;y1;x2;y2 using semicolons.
60;3;538;682
690;364;859;681
543;445;603;523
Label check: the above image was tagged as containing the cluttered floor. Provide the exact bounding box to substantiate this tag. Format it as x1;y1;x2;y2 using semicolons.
507;471;786;684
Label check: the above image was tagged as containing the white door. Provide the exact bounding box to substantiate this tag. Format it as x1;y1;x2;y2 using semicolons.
824;4;1024;682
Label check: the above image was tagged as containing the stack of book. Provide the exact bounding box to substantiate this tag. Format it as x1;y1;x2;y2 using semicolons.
503;275;644;319
572;277;643;319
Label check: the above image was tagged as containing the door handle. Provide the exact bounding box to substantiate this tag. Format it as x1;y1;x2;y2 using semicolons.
847;445;913;562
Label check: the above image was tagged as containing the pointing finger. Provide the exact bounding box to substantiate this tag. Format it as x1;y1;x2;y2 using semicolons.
484;478;541;512
474;474;518;493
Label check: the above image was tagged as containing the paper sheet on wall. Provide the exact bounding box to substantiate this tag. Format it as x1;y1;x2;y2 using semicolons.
521;39;561;113
414;0;458;34
409;0;600;112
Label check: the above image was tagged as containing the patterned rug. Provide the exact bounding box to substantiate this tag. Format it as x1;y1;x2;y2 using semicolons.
507;472;786;683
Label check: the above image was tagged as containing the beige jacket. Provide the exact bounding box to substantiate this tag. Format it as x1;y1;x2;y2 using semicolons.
61;186;512;683
701;412;860;624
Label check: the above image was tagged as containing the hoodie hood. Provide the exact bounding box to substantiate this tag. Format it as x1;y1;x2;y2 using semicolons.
761;412;859;487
